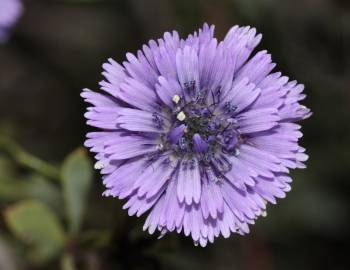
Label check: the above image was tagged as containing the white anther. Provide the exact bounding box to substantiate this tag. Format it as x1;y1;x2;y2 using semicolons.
172;95;181;104
177;111;186;121
234;148;240;156
156;143;164;150
94;161;105;170
261;211;267;217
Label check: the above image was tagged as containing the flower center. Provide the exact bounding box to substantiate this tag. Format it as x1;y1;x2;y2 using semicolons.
166;96;242;159
183;106;212;139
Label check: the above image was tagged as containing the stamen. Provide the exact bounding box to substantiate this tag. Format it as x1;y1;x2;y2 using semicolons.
195;88;206;102
177;111;186;121
188;159;196;170
94;161;105;170
210;86;222;106
168;124;186;144
172;94;181;104
166;86;242;158
224;101;237;114
184;80;196;92
182;160;188;170
215;86;222;104
146;151;161;163
193;133;209;153
178;137;188;151
205;167;219;183
203;152;214;165
234;148;240;156
162;157;171;166
156;143;164;150
152;112;164;128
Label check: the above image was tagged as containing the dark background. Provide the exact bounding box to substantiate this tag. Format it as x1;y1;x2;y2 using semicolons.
0;0;349;269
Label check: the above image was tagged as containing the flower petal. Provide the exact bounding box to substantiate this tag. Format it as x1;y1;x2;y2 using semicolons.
118;77;159;112
116;108;170;133
176;45;200;99
223;25;262;69
200;175;224;219
105;136;158;160
177;159;201;205
238;108;280;134
155;76;183;108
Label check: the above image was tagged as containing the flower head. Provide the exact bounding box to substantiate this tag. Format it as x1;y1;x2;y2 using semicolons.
0;0;23;43
82;24;311;246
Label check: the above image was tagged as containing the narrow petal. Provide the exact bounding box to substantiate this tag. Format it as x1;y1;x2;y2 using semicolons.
223;26;262;69
183;204;202;241
81;88;117;108
103;158;147;198
221;180;257;221
200;175;224;219
155;76;183;108
133;156;177;199
118;77;159;112
235;50;275;84
123;188;164;217
146;31;180;79
176;46;200;99
123;51;158;88
220;78;261;113
143;195;166;234
159;178;185;231
199;41;236;100
105;136;157;160
237;108;280;134
177;159;201;204
224;155;257;190
117;108;170;133
99;58;127;97
237;144;286;178
84;107;120;130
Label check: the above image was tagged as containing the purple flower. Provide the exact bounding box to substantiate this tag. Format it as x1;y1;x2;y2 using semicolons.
82;24;311;246
0;0;23;43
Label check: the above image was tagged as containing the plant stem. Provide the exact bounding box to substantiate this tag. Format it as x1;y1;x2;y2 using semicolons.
0;135;60;181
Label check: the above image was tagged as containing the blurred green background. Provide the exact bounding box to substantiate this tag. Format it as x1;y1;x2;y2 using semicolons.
0;0;349;269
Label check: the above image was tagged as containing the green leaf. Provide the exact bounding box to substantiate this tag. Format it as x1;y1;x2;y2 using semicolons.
0;170;63;212
60;253;77;270
4;200;66;263
61;148;93;234
22;174;63;212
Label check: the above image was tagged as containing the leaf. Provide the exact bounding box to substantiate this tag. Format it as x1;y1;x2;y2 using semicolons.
4;200;66;263
22;174;63;213
61;148;93;234
0;170;63;212
61;253;77;270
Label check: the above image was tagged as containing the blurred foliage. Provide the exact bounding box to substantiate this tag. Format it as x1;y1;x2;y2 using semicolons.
61;148;93;234
0;142;95;269
0;0;349;270
5;200;66;263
